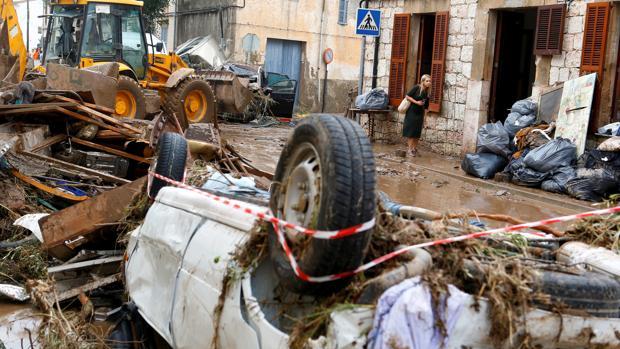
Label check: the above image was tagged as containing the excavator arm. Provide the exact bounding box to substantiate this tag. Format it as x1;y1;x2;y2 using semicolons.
0;0;27;83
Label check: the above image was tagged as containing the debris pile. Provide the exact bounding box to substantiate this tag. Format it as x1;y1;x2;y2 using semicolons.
462;98;620;202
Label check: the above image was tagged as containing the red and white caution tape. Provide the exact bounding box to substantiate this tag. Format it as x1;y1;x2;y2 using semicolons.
149;172;620;283
149;172;375;239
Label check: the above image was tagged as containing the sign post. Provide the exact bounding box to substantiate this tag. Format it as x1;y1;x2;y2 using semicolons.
356;9;382;95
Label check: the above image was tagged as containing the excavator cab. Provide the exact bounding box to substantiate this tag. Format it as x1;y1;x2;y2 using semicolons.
41;0;216;126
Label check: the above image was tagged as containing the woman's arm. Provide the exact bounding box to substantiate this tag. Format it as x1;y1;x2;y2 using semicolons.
406;95;424;105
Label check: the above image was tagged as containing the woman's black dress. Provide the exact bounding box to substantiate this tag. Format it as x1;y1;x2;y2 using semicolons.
402;85;429;138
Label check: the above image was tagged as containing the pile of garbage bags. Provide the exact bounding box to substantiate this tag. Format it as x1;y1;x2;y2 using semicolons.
461;98;620;202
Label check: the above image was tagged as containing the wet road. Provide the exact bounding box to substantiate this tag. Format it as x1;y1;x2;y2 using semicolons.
220;122;587;223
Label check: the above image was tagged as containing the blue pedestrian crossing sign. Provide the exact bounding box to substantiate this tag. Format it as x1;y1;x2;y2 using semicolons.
356;9;381;37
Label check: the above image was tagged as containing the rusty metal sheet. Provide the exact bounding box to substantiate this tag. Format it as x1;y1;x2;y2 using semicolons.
39;176;146;261
46;64;117;109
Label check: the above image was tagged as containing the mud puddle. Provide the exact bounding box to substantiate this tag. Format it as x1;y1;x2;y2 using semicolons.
220;122;579;222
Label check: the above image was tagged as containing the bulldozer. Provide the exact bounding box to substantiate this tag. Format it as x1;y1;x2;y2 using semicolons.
2;0;218;128
0;0;27;85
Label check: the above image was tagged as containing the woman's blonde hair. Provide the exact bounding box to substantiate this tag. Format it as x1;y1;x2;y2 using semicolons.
420;74;431;93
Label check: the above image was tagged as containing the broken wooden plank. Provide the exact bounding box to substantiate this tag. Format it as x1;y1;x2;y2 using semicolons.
56;274;122;302
70;136;151;164
48;256;123;274
75;104;143;134
11;169;89;202
0;102;76;111
19;150;130;184
56;107;137;139
42;93;116;115
39;177;145;261
30;134;67;153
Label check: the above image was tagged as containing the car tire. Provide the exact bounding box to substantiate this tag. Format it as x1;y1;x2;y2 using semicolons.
163;75;217;130
148;132;187;199
532;269;620;318
268;114;376;295
115;76;147;119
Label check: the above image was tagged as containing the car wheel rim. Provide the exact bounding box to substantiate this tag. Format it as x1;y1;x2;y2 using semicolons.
280;142;321;242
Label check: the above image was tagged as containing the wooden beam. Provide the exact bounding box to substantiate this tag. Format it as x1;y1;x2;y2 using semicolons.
70;137;151;164
75;104;143;134
42;93;116;114
30;134;67;153
0;102;76;111
56;107;137;139
19;150;130;184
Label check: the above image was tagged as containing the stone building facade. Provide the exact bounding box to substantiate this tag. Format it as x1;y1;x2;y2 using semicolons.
164;0;362;114
364;0;620;156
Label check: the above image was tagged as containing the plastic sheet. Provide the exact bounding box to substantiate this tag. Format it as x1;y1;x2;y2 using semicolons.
504;112;537;137
511;99;537;116
355;88;389;110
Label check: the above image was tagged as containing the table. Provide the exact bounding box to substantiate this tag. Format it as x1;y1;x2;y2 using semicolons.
346;108;392;140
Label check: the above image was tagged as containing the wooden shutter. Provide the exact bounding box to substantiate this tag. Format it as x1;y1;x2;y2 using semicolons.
534;5;565;56
429;11;449;113
581;2;611;79
388;14;410;107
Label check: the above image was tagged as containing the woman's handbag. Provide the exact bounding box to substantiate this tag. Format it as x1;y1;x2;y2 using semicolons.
397;98;411;113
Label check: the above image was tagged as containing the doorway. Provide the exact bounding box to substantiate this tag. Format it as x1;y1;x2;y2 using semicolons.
415;14;436;84
265;38;303;112
489;8;538;123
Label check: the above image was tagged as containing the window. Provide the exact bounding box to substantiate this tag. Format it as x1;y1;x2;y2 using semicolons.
534;5;566;56
43;5;83;66
338;0;348;25
388;12;449;111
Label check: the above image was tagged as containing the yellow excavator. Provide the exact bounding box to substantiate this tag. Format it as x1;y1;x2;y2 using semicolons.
2;0;216;127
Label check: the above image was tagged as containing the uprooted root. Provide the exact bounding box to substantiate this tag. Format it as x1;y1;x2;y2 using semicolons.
26;279;109;349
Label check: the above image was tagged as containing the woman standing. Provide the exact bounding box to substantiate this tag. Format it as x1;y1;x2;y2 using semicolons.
403;75;431;157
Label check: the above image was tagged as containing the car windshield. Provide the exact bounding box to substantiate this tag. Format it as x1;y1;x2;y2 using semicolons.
80;4;117;59
44;6;83;66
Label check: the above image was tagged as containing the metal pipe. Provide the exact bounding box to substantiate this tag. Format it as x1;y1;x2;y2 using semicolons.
357;0;368;95
321;64;328;112
371;35;379;88
26;0;30;53
317;0;327;109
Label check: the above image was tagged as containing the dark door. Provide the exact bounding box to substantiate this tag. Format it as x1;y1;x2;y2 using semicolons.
489;9;537;123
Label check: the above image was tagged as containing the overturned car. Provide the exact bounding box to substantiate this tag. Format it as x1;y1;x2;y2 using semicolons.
115;115;620;349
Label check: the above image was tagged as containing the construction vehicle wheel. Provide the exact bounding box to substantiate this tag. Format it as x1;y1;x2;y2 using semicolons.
115;76;146;119
164;75;216;129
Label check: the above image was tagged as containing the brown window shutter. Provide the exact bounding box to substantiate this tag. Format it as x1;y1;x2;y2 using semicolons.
581;2;611;79
429;11;449;113
388;14;410;107
534;5;566;56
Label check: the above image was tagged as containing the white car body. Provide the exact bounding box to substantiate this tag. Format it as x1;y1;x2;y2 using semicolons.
125;187;620;349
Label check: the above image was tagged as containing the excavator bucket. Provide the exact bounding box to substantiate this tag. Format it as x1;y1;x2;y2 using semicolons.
202;71;253;114
0;0;27;85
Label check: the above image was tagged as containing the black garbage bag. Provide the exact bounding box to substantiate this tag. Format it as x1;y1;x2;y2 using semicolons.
511;99;537;116
523;138;576;173
461;153;508;179
580;150;620;178
511;166;549;187
476;122;512;158
504;112;537;137
355;88;388;110
541;166;577;194
566;169;620;202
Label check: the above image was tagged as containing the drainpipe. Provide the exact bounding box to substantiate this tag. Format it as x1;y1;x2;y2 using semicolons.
317;0;326;110
357;0;368;95
172;0;178;49
371;36;379;88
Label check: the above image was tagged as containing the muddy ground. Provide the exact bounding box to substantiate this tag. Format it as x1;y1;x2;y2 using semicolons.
220;121;592;223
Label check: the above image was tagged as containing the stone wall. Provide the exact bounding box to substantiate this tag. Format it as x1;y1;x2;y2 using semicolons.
363;0;608;156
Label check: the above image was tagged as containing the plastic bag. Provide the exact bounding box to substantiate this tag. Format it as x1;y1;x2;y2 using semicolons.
504;112;537;137
597;137;620;152
597;122;620;136
523;138;576;173
580;150;620;178
541;166;576;194
511;99;537;116
511;166;549;187
566;169;620;202
355;88;389;110
461;153;508;179
476;122;512;158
